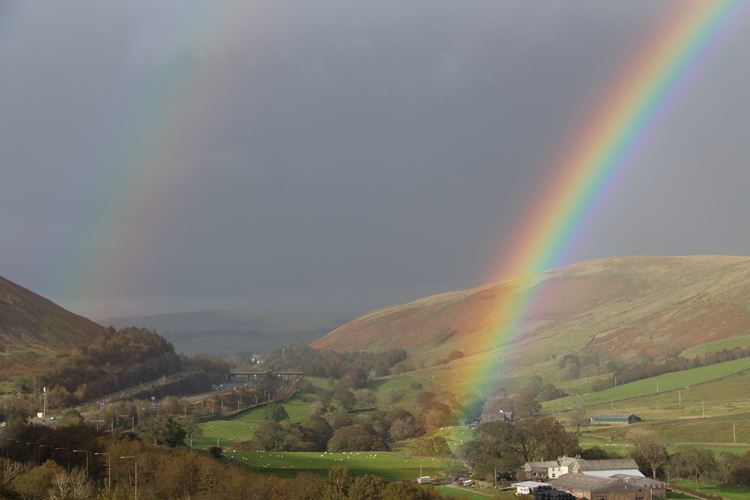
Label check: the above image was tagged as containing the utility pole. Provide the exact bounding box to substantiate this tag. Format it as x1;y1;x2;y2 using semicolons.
678;390;682;407
701;400;705;419
656;382;659;393
733;422;737;444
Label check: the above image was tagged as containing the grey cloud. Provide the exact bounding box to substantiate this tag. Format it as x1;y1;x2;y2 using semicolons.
1;0;749;318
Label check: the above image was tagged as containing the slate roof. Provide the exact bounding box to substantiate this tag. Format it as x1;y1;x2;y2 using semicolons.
524;461;561;470
578;458;640;471
550;474;649;493
551;474;617;493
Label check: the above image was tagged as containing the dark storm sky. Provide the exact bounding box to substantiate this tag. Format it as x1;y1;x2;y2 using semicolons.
1;0;749;317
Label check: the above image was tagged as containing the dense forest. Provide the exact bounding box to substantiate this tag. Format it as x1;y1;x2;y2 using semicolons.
37;327;182;403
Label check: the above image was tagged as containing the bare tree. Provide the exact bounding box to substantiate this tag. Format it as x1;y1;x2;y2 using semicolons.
717;451;737;484
0;458;24;485
628;429;668;479
48;468;95;500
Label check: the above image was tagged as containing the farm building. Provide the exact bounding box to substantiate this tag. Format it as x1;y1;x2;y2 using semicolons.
480;410;513;424
550;473;665;500
589;413;641;425
523;457;644;480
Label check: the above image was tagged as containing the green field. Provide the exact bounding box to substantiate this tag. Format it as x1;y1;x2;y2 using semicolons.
435;485;498;498
225;450;447;481
196;398;312;448
545;357;750;414
671;480;750;500
681;335;750;358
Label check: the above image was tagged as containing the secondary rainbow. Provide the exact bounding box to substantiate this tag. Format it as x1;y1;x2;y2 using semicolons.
471;0;746;391
65;3;267;317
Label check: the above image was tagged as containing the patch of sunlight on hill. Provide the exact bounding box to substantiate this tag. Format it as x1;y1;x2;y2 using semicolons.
681;334;750;358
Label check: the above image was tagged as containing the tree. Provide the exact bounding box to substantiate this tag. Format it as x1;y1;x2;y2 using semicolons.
348;474;385;500
353;389;377;409
140;415;166;445
324;467;351;500
255;422;301;451
382;482;441;500
461;418;579;481
181;416;202;447
512;388;541;419
267;402;289;422
58;409;84;427
569;404;588;435
671;448;718;490
410;436;452;457
628;429;668;479
11;460;63;499
163;418;187;447
729;450;750;487
717;451;737;484
389;416;420;441
327;425;389;452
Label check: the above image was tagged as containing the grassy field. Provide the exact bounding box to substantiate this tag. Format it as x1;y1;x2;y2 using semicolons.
681;335;750;358
435;485;498;498
545;357;750;414
225;450;447;481
671;479;750;500
195;398;312;448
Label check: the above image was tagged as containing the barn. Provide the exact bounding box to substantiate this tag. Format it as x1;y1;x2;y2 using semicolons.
589;413;642;425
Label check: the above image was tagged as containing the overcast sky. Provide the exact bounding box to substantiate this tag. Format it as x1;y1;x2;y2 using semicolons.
1;0;749;319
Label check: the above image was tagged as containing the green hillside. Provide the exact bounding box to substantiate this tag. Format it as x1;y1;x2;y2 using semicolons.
314;256;750;393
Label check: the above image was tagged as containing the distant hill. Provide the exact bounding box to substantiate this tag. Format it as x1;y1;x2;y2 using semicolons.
0;276;106;348
0;277;194;399
103;310;350;355
313;256;750;389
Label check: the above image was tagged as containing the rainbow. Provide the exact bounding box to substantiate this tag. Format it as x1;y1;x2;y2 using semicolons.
472;0;746;392
66;3;267;316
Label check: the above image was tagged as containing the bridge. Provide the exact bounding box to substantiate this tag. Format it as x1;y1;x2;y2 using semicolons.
228;371;304;382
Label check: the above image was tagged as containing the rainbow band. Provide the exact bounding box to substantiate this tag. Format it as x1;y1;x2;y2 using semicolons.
67;3;265;313
475;0;745;392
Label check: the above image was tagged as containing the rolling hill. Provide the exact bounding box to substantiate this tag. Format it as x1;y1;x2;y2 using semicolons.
313;256;750;389
0;276;106;347
0;277;184;396
0;276;108;377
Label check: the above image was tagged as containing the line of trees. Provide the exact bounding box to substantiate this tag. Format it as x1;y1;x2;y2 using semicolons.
628;429;750;489
263;344;408;378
